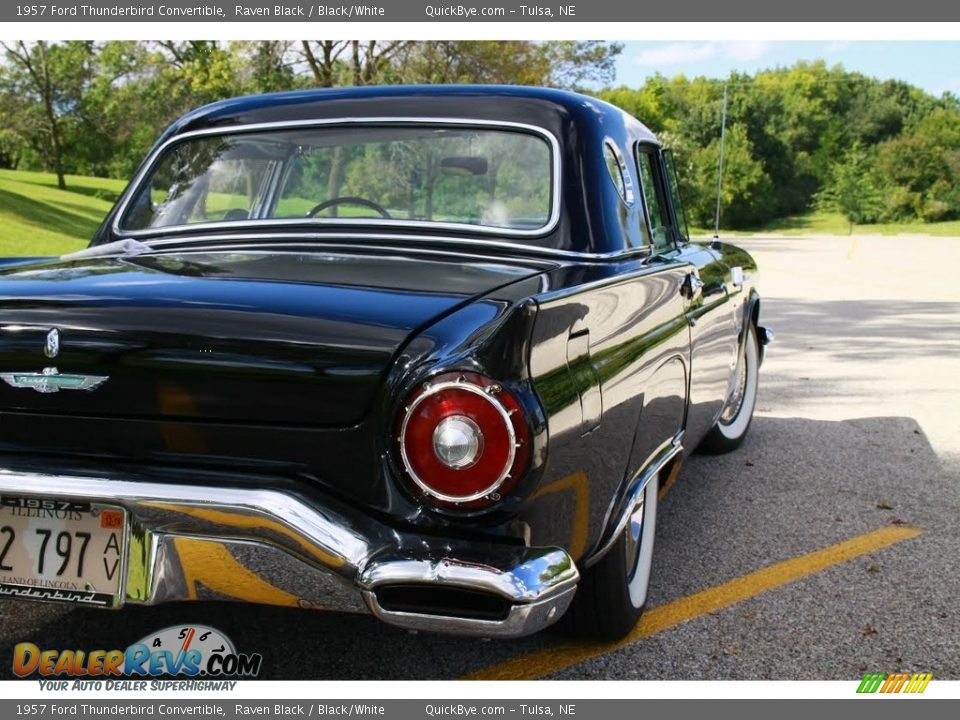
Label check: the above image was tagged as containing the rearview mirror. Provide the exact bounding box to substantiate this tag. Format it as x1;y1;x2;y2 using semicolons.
440;156;488;176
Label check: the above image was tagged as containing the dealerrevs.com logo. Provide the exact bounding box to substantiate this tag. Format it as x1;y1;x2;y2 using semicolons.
13;625;262;684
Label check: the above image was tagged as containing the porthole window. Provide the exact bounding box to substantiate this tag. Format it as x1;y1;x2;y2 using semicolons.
603;141;635;206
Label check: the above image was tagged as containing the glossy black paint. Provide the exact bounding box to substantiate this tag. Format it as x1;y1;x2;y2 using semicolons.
0;250;546;426
0;86;762;564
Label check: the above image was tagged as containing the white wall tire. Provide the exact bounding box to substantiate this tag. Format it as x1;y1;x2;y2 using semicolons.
699;323;760;454
563;475;659;641
625;476;658;609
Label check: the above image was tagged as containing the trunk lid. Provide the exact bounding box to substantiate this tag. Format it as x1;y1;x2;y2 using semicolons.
0;247;544;427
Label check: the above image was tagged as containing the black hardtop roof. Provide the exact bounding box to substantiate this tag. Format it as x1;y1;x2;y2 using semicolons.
163;84;659;145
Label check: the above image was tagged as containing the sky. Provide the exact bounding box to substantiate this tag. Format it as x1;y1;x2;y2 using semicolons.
612;42;960;97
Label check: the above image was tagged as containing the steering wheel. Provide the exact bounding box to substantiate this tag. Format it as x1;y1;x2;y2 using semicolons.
306;197;392;219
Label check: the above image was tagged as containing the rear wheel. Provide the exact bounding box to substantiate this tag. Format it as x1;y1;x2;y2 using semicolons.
563;475;658;641
699;323;759;454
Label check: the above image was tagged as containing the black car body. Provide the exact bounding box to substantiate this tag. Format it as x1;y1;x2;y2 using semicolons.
0;86;770;639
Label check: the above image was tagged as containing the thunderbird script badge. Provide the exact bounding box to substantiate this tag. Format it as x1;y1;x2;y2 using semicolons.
0;329;108;394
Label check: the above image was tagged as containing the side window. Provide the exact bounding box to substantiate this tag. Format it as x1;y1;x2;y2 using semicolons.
662;149;690;243
635;148;672;252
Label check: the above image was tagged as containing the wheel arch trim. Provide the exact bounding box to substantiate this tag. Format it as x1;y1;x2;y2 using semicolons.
581;433;683;569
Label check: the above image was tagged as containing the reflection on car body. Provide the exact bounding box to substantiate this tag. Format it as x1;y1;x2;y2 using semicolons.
0;85;770;639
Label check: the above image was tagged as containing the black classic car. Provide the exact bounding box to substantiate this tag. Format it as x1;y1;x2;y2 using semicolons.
0;86;770;640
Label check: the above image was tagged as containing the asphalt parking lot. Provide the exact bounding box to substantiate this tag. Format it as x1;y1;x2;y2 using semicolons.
2;234;958;680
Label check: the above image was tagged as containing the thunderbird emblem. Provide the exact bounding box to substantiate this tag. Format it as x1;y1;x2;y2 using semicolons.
44;328;60;358
0;367;108;394
0;328;107;393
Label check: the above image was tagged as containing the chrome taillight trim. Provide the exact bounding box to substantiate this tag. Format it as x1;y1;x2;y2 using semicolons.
398;379;518;504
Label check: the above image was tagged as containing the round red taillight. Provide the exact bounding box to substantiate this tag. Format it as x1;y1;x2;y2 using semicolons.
398;375;530;505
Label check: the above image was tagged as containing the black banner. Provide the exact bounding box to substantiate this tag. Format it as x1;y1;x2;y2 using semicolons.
2;0;959;22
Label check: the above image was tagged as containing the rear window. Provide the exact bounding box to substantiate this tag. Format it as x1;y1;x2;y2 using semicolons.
120;124;555;235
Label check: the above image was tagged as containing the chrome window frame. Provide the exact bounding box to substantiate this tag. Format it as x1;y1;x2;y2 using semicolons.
602;138;635;207
634;140;676;253
124;232;652;262
113;117;563;240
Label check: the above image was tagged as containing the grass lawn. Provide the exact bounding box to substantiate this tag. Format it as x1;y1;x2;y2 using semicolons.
691;211;960;238
1;169;958;257
0;169;126;257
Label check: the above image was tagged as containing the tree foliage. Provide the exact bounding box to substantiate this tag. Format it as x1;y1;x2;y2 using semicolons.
816;143;884;231
0;41;97;188
599;61;960;227
0;40;621;185
1;43;958;228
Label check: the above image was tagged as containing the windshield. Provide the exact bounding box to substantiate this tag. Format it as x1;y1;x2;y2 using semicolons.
120;124;555;234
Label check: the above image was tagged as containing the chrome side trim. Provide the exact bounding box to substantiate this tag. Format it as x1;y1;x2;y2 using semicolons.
126;232;653;262
112;117;563;240
584;434;684;568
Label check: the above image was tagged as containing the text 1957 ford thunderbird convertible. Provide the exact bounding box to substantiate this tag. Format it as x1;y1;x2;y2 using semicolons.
0;86;771;640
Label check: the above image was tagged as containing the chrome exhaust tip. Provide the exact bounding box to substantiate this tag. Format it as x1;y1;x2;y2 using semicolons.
359;548;579;637
362;584;576;638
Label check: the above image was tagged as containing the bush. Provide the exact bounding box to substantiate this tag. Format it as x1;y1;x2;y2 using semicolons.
881;186;921;222
816;144;883;229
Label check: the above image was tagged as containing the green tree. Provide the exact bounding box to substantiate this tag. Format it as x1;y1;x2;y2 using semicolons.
299;41;412;88
540;41;622;89
874;108;960;221
600;61;960;229
816;144;883;232
102;41;243;178
395;41;621;88
233;41;298;93
0;41;96;188
599;80;670;134
694;123;774;229
4;41;959;232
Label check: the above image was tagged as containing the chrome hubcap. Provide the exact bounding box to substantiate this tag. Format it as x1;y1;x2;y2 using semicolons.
720;342;748;424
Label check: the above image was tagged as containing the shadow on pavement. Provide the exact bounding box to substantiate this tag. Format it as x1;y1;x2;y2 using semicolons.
1;415;956;680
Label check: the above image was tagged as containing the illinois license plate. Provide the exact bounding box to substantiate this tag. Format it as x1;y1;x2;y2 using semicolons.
0;496;127;607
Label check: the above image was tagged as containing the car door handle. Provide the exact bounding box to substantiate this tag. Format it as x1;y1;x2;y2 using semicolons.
681;272;704;299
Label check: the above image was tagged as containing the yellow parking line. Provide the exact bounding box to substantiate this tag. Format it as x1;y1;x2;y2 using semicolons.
463;525;921;680
657;461;683;501
846;236;858;260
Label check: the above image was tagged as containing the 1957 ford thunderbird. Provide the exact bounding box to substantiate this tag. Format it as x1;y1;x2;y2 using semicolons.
0;86;771;640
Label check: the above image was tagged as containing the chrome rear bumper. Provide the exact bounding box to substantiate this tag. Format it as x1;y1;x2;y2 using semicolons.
0;468;578;638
